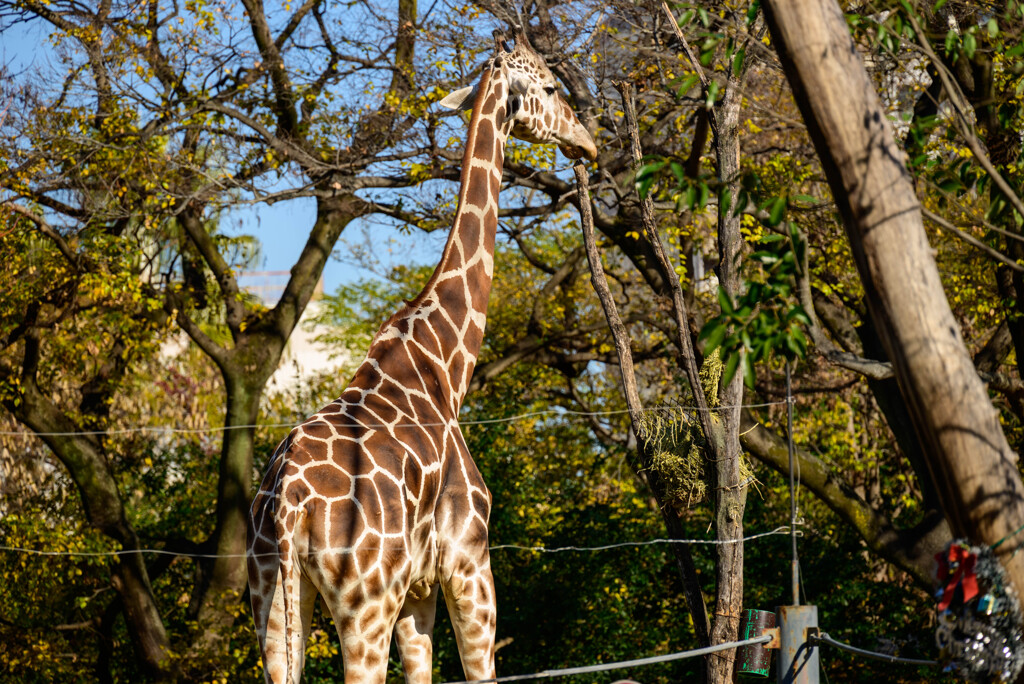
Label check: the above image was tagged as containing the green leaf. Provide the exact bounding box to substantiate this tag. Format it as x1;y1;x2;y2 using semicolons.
963;31;977;59
675;73;701;98
750;250;779;265
722;351;741;387
700;321;727;353
636;160;667;180
987;18;998;39
705;79;720;109
945;29;958;55
794;326;808;352
790;225;807;271
735;189;749;216
742;353;756;388
670;162;686;184
638;174;657;199
682;184;697;209
698;316;724;342
635;160;667;198
792;194;819;204
745;1;760;26
768;195;787;226
732;47;746;77
786;306;811;325
717;287;734;315
698;182;710;208
740;329;753;352
938;179;963;193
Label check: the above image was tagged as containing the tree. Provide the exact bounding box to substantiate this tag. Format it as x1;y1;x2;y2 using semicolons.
1;0;463;672
0;206;174;677
4;0;1023;680
761;0;1024;596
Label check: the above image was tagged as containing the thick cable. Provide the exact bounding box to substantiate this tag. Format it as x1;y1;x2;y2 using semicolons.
441;634;772;684
810;632;937;667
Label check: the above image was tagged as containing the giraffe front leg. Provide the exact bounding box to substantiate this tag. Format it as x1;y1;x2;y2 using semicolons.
395;582;439;684
443;559;497;681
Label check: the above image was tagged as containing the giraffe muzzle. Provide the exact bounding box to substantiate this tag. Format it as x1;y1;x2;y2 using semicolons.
559;138;598;163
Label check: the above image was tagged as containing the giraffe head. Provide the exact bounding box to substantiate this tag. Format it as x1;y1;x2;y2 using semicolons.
441;30;598;162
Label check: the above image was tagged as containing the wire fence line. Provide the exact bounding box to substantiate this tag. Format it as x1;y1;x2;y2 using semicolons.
440;634;773;684
0;401;788;438
0;526;794;560
811;632;938;667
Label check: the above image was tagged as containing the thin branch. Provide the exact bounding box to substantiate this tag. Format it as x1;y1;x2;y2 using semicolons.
921;207;1024;272
905;11;1024;222
3;203;82;271
615;81;713;433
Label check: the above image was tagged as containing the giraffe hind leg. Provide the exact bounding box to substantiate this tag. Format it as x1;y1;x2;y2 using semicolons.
250;549;317;684
320;575;406;684
395;583;439;684
442;559;497;681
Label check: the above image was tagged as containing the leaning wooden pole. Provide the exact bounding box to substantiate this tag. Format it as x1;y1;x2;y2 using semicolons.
573;163;713;674
761;0;1024;593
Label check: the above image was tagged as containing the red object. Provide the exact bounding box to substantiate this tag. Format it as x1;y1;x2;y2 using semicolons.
935;544;979;611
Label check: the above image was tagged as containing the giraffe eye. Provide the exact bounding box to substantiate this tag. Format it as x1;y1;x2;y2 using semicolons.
544;86;557;96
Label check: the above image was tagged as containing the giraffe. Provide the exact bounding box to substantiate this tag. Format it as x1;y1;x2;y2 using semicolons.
247;30;597;684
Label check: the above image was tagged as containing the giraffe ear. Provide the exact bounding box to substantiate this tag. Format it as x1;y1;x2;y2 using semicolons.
439;85;477;111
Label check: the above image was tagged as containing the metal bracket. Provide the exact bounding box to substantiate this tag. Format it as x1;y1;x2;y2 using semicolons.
763;627;781;650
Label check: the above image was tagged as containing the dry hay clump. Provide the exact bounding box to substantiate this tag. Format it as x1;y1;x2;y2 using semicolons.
637;351;755;509
638;406;707;508
638;408;757;509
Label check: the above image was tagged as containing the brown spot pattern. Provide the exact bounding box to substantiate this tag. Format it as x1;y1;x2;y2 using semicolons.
246;33;593;684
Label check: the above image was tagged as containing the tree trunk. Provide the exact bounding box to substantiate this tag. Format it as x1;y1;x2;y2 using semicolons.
762;0;1024;595
573;162;712;666
185;193;363;657
707;70;747;684
11;380;174;680
190;366;266;651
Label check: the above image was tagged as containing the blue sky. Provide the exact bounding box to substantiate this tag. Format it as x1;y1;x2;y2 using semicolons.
222;199;445;297
2;18;446;298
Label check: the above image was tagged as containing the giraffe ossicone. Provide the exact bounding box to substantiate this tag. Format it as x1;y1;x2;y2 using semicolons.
247;29;596;684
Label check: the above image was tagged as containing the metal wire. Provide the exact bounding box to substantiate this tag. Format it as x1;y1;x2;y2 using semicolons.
811;632;937;667
0;402;787;437
786;363;800;606
0;526;794;559
489;526;793;552
441;634;773;683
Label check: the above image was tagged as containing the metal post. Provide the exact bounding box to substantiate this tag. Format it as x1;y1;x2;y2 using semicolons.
776;605;819;684
786;363;799;606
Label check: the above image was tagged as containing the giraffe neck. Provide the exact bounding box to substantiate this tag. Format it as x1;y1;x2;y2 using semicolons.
401;66;510;410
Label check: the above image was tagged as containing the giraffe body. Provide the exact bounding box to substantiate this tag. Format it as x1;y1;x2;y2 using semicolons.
247;32;596;684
